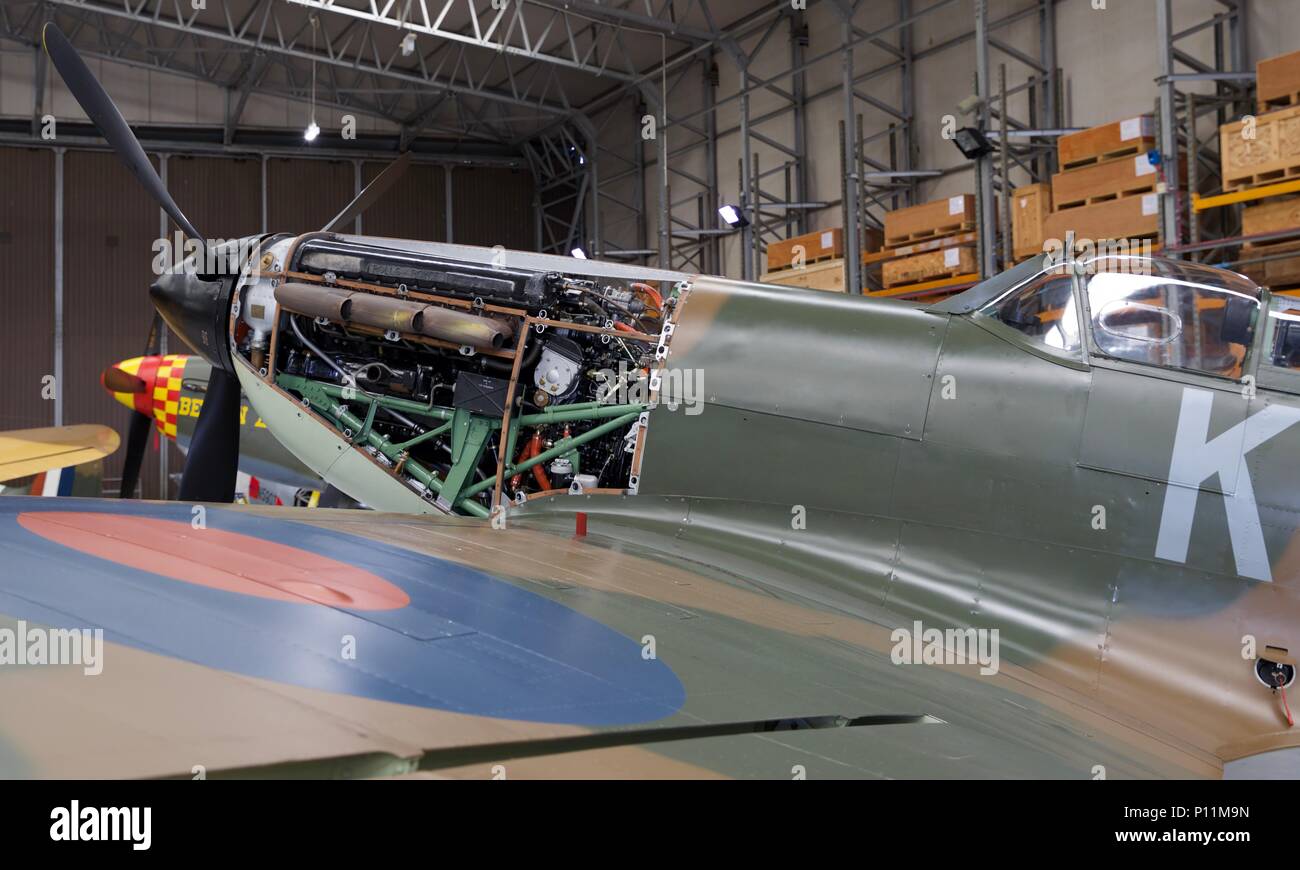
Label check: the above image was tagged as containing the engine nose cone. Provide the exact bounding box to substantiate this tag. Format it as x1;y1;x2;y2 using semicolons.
149;267;235;374
102;354;191;438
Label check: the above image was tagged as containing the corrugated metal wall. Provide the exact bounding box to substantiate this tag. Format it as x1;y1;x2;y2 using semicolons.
450;166;534;250
267;158;352;232
0;147;54;431
63;151;167;498
362;161;445;242
168;155;261;240
0;147;535;498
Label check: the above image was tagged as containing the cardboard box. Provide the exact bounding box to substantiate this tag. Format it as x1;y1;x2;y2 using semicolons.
1012;183;1052;259
1220;104;1300;190
1058;116;1155;169
1043;193;1160;244
884;195;976;246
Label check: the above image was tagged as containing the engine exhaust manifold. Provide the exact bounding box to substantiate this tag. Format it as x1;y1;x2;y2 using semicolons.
275;282;514;349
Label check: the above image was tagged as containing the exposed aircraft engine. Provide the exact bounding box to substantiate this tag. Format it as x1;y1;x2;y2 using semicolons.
230;233;685;517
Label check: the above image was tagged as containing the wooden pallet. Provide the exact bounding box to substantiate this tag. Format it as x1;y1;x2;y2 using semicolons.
1060;142;1153;172
1226;164;1300;193
1261;91;1300;113
1056;185;1160;211
886;220;976;247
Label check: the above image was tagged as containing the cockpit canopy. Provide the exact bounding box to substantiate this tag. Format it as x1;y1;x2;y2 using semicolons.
980;255;1261;379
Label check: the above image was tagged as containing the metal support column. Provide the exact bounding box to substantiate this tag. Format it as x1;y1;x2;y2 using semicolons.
53;147;63;428
739;62;754;281
444;165;454;243
840;14;861;294
974;0;998;278
790;9;810;237
702;58;719;275
1156;0;1183;252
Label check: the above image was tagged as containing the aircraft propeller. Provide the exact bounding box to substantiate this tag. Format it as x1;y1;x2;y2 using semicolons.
44;21;409;504
44;22;238;502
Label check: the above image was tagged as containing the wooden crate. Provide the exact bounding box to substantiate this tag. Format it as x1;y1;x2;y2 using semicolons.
1241;239;1300;288
1220;104;1300;191
1258;49;1300;113
766;227;842;271
882;245;977;289
884;195;975;246
765;227;883;272
1058;116;1155;170
1052;152;1160;209
1242;195;1300;241
1012;183;1052;260
1043;193;1160;244
760;258;846;292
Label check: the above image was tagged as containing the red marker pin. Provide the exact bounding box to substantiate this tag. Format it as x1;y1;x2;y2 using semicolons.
575;512;588;537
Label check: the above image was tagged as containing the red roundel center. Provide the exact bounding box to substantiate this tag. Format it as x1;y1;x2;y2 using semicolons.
18;511;410;610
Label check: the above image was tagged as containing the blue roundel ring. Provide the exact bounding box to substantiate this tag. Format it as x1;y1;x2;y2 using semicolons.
0;498;686;727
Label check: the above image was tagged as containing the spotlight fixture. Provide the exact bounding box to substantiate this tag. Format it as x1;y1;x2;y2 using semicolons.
718;204;749;229
401;32;416;56
953;127;994;159
570;247;588;259
304;120;320;142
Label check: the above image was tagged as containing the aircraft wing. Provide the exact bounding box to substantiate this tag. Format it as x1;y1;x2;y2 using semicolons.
0;425;119;482
0;495;1214;779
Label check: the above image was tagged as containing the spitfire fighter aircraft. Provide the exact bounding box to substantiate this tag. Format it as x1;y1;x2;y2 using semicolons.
3;23;1300;779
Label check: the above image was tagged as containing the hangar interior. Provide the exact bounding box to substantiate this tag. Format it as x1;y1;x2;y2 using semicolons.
0;0;1296;498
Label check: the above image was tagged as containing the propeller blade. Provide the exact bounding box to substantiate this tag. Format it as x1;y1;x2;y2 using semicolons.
117;410;152;499
41;23;204;243
117;311;165;499
321;150;412;233
178;367;241;503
